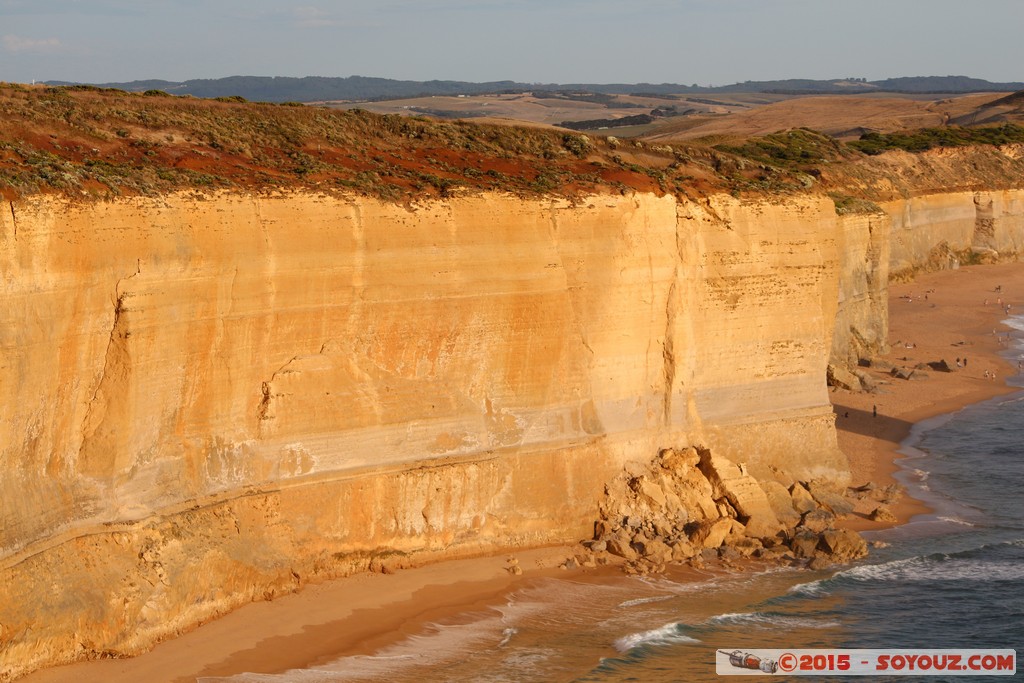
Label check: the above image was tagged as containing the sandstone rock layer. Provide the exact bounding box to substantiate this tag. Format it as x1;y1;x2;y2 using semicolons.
0;190;852;678
4;185;1024;679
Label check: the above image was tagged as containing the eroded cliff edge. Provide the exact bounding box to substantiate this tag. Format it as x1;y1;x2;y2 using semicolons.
2;183;1024;678
0;190;851;675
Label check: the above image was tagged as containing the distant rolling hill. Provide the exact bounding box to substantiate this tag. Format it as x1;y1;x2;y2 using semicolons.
640;92;1024;142
43;74;1024;103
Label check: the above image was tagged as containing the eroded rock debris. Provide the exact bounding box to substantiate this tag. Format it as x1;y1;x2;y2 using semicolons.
570;446;888;575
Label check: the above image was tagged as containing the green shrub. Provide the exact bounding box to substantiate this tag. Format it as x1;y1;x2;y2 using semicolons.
848;124;1024;155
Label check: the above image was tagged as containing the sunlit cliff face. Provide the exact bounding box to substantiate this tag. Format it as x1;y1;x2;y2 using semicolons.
2;184;1023;680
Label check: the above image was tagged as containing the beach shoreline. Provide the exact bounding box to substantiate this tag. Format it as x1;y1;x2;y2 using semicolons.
833;262;1024;530
19;261;1024;683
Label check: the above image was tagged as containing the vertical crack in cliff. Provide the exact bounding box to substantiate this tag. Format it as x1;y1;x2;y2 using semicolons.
548;206;593;356
351;200;367;303
662;278;678;424
256;356;299;437
9;202;16;239
77;263;141;478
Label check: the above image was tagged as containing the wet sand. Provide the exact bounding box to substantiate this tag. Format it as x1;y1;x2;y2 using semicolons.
21;262;1024;683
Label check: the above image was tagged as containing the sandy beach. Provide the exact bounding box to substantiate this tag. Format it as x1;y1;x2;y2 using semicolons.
832;261;1024;529
20;261;1024;683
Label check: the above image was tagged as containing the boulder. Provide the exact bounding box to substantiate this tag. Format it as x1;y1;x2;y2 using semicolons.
927;359;954;372
731;537;764;557
698;451;782;538
688;517;732;549
718;546;741;561
653;518;674;538
789;482;817;514
659;446;700;470
808;481;855;516
818;528;868;561
807;555;832;570
789;530;820;559
862;357;895;372
851;369;878;393
762;480;802;527
640;538;674;565
869;505;898;523
607;531;639;561
827;363;861;391
799;508;836;533
891;366;914;380
635;477;667;509
670;538;698;561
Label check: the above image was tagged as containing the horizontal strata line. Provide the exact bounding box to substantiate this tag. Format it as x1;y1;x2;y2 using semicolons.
0;406;834;570
0;437;583;572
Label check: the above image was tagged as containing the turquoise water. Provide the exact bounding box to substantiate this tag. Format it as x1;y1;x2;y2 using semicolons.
201;323;1024;683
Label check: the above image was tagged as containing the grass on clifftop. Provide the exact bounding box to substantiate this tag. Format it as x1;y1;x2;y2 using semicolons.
1;83;1023;204
0;83;722;201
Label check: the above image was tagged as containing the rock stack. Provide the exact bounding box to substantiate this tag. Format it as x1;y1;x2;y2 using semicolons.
576;446;868;575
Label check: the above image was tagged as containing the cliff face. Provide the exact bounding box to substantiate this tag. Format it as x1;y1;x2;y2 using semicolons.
831;211;890;366
4;184;1024;679
829;188;1024;365
884;189;1024;278
0;190;846;678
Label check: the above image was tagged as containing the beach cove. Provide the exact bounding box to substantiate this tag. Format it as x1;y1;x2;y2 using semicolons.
19;260;1024;683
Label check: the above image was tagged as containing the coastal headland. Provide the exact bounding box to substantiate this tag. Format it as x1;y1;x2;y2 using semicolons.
19;261;1024;683
2;84;1024;680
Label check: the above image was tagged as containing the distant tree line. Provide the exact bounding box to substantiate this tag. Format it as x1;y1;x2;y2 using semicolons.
42;75;1024;104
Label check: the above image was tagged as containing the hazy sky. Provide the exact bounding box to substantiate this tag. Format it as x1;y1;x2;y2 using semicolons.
2;0;1022;86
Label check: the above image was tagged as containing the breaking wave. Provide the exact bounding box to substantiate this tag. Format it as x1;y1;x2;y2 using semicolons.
612;623;700;652
707;611;840;629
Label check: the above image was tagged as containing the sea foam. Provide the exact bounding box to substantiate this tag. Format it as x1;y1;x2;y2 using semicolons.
613;622;699;652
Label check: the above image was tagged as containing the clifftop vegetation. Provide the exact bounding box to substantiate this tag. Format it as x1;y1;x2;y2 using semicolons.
0;83;707;200
1;83;1023;204
848;124;1024;154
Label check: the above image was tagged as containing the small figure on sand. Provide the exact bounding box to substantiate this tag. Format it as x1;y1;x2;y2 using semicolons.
872;405;877;418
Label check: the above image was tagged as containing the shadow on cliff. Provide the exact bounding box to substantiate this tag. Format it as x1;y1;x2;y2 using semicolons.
831;401;914;444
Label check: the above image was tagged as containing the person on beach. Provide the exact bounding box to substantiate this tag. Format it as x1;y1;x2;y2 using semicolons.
873;405;877;418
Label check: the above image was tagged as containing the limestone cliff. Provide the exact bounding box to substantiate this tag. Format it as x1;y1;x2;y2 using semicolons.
0;190;846;678
829;188;1024;366
3;86;1024;680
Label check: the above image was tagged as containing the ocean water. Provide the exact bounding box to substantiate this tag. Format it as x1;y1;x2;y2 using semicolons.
201;321;1024;683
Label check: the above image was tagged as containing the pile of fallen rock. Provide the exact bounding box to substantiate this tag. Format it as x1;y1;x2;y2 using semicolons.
571;446;876;575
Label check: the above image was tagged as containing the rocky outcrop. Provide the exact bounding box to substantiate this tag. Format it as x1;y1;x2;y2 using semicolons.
578;447;867;575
